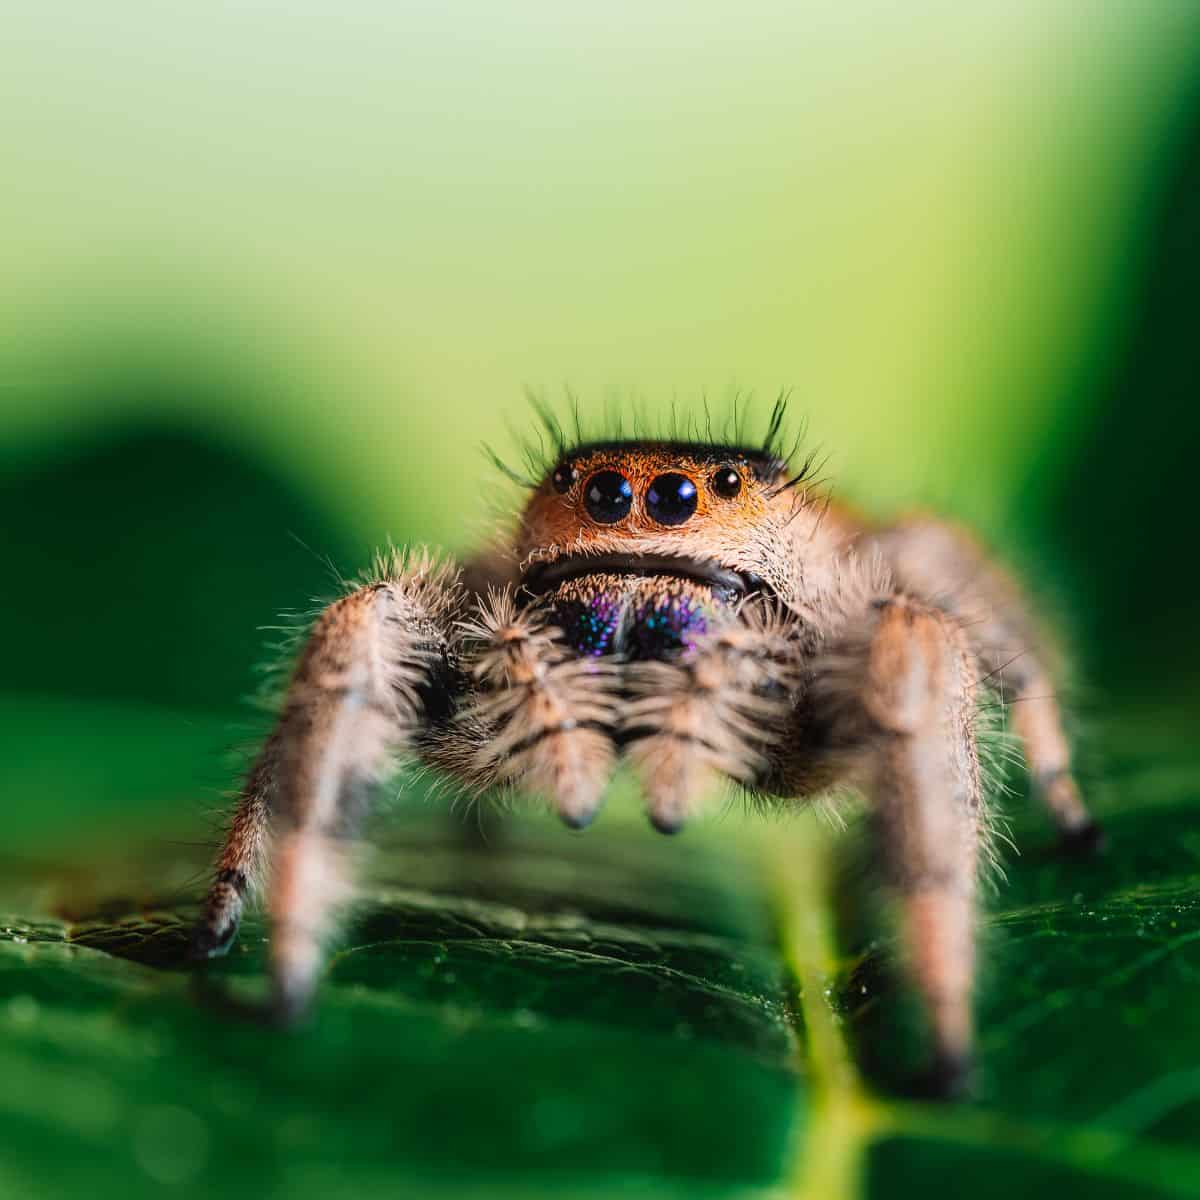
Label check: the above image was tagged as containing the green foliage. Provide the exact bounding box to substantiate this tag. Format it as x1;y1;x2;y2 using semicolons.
848;744;1200;1198
2;698;1199;1199
0;767;801;1200
2;24;1198;1192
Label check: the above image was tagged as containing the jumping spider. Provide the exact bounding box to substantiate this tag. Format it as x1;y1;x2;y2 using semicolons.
192;407;1100;1096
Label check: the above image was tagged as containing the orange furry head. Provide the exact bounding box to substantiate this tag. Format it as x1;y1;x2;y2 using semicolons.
517;440;816;602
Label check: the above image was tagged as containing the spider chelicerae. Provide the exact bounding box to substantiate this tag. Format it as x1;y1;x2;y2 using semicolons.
192;402;1101;1096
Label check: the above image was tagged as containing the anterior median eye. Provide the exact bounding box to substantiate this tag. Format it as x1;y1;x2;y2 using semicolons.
584;470;634;523
646;473;698;526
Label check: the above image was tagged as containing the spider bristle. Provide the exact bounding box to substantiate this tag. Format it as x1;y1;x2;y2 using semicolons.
527;388;568;455
972;685;1016;891
768;445;827;500
484;442;537;488
483;388;809;486
761;389;789;459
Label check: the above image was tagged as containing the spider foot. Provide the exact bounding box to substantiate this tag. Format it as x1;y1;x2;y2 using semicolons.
271;976;317;1029
188;914;240;962
189;869;246;961
1057;818;1107;858
906;1049;977;1102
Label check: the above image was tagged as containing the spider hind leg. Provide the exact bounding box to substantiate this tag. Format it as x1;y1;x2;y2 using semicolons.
870;517;1101;853
795;594;985;1097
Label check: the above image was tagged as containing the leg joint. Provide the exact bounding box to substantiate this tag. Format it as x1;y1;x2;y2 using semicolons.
215;867;248;895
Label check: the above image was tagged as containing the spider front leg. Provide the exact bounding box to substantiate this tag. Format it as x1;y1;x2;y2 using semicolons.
435;590;621;828
192;553;464;1022
811;595;984;1097
621;608;800;832
190;733;278;960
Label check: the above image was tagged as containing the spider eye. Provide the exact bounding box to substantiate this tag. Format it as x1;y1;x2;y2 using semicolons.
646;473;698;526
552;462;577;493
711;467;741;498
584;470;634;523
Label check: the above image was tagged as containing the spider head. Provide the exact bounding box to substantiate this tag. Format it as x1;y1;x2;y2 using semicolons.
517;440;806;606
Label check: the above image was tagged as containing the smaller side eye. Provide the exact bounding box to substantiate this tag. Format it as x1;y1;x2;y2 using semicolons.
711;467;742;498
552;462;578;493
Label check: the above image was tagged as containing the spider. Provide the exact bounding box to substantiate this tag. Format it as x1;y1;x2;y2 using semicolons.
191;403;1101;1096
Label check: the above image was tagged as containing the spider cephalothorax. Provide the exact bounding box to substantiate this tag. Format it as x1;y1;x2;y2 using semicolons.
518;441;803;661
193;404;1102;1096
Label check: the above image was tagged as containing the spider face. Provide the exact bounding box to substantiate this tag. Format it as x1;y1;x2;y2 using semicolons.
518;441;798;658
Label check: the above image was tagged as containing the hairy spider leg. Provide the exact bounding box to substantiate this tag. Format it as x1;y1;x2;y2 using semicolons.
791;595;984;1095
869;517;1100;851
193;555;463;1020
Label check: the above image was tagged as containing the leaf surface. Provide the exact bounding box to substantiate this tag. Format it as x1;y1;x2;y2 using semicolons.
2;701;1198;1200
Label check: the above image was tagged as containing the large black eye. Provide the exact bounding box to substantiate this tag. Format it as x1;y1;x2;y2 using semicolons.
711;466;741;498
646;473;698;526
552;462;577;493
584;470;633;523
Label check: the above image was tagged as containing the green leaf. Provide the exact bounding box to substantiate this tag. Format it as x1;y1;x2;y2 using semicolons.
0;701;803;1199
836;739;1200;1199
4;699;1199;1200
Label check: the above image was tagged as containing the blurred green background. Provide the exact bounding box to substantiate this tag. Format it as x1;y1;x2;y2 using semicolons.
2;4;1199;1199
